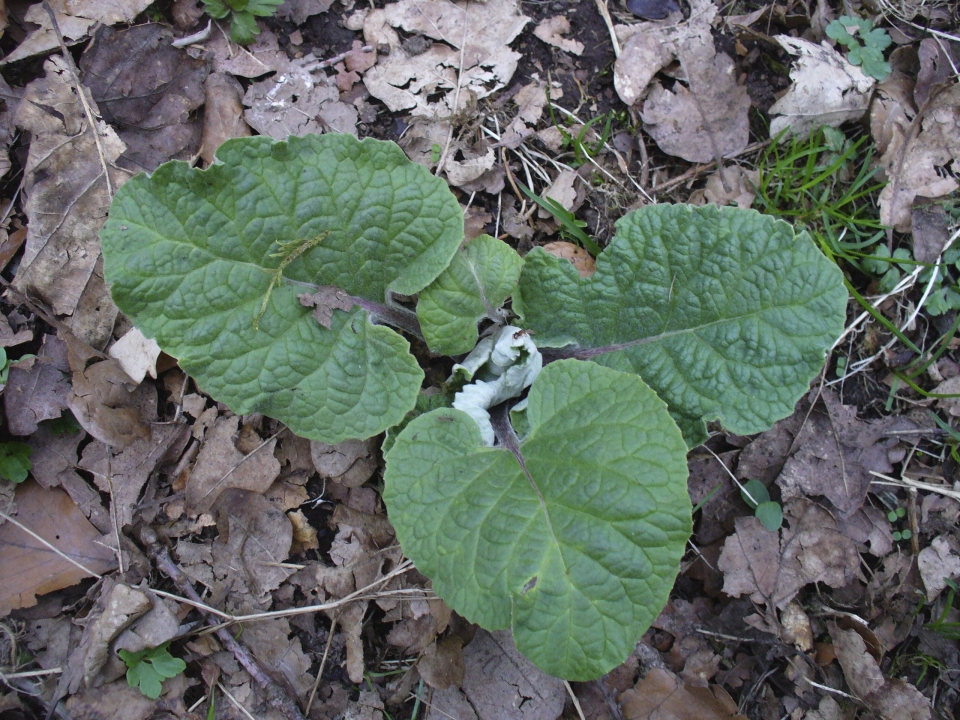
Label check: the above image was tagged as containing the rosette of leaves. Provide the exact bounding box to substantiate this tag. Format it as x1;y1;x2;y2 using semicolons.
119;644;186;699
100;134;848;680
826;15;892;81
201;0;284;45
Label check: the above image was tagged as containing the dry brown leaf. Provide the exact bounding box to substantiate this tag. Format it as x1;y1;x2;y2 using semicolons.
80;24;209;172
2;0;154;65
717;499;859;610
418;636;465;690
0;480;117;617
288;509;319;554
619;667;747;720
542;242;596;278
690;166;759;210
241;618;315;697
63;680;156;720
768;36;874;139
362;0;529;118
78;423;190;529
12;57;130;339
534;16;584;55
426;630;565;720
107;328;161;384
3;351;71;436
172;0;205;29
918;535;960;600
879;83;960;232
204;28;289;78
277;0;334;24
542;169;579;213
65;336;153;449
199;73;251;166
185;414;281;514
640;43;751;164
211;489;294;603
498;80;561;148
311;438;378;487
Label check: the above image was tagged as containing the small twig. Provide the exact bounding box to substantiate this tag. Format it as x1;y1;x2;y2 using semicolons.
171;19;212;47
103;448;125;574
41;1;114;200
302;45;375;73
0;668;62;680
594;0;622;57
140;528;308;720
305;613;338;716
869;471;960;501
0;509;105;579
218;682;258;720
565;681;586;720
907;487;920;555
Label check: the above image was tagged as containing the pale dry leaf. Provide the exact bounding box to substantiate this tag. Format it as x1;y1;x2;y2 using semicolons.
63;680;156;720
543;169;579;212
534;16;584;55
619;667;747;720
186;414;281;514
108;328;161;384
691;166;759;209
277;0;334;25
13;56;130;327
444;144;497;188
2;0;154;65
200;73;251;166
204;27;288;78
0;314;32;348
0;480;117;617
718;499;859;610
242;618;315;696
244;61;359;138
363;0;529;119
768;36;875;139
613;0;718;107
340;601;369;684
498;80;561;148
779;602;813;652
399;120;451;168
78;581;152;688
426;630;565;720
542;241;596;278
917;535;960;600
641;42;751;163
878;83;960;232
114;593;181;654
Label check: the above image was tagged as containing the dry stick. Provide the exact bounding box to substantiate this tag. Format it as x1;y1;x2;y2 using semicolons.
304;613;339;716
565;681;586;720
139;527;308;720
302;45;375;73
40;1;113;200
594;0;621;57
103;448;125;574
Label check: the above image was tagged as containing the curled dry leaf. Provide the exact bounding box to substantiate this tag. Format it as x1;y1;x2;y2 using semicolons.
0;480;117;617
362;0;529;118
768;36;874;140
200;73;251;166
186;415;281;514
534;16;584;56
619;667;747;720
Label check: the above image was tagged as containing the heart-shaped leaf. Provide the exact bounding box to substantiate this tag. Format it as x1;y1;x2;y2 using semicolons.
417;234;523;355
383;359;691;680
102;134;463;442
514;204;846;445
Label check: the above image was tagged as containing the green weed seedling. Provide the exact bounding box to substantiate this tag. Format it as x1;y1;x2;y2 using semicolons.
119;643;186;700
201;0;282;45
826;15;892;80
739;479;783;532
0;442;31;484
100;133;848;680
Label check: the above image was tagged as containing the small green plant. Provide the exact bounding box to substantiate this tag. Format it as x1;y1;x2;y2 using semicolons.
0;442;31;484
885;504;913;542
201;0;282;45
119;643;187;700
826;15;892;80
739;479;783;531
100;133;847;680
517;180;601;255
928;579;960;641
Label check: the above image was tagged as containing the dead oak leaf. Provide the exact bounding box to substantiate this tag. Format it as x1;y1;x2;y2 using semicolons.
718;499;859;610
185;414;281;515
619;667;747;720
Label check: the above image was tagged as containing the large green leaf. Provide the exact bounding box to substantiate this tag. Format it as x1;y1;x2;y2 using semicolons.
102;134;463;442
514;204;847;445
417;234;523;355
383;359;691;680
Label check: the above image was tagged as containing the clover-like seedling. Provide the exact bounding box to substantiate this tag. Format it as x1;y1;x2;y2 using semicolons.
826;15;892;80
201;0;283;45
119;644;186;700
740;479;783;532
100;133;848;680
0;442;31;484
